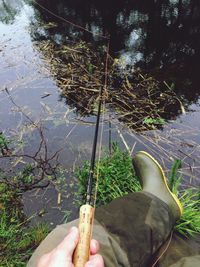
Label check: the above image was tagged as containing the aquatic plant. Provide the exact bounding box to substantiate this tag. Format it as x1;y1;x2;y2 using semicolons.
0;132;10;156
35;40;184;131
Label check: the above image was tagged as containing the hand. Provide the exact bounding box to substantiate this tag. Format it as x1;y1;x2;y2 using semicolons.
37;226;104;267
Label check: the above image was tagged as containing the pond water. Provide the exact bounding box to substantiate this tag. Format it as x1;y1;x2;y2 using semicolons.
0;0;200;226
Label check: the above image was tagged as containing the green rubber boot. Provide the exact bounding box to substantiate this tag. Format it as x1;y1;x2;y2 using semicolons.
132;151;183;221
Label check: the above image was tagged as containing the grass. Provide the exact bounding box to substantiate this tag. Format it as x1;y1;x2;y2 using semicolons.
76;145;200;237
76;144;141;207
0;182;49;267
177;189;200;236
169;160;200;236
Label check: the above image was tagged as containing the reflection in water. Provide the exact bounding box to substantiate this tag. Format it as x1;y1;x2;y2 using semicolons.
28;0;200;105
0;0;24;24
1;0;200;104
34;39;184;131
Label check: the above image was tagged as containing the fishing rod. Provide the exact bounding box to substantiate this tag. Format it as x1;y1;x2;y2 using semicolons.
73;42;109;267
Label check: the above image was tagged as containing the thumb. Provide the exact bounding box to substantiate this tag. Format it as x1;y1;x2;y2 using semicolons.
57;226;79;260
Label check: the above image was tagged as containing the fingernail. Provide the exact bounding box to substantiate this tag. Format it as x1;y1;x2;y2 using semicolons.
94;240;98;249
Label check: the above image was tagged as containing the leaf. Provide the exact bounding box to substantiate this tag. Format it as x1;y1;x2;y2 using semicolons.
143;117;166;125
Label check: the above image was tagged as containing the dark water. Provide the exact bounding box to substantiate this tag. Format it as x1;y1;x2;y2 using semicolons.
31;0;200;103
0;0;200;225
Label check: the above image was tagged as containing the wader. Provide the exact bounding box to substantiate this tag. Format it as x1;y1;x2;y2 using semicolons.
27;192;200;267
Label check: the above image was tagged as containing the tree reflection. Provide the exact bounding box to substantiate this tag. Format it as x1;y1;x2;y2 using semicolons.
29;0;200;104
1;0;200;108
0;0;24;24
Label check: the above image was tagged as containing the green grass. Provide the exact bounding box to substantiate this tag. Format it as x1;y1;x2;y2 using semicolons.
76;144;141;206
0;183;49;267
176;189;200;236
76;145;200;237
169;160;200;236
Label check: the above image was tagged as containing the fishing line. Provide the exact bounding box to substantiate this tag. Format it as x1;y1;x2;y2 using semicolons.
93;98;106;207
32;0;109;40
109;117;112;155
151;230;173;267
93;40;110;208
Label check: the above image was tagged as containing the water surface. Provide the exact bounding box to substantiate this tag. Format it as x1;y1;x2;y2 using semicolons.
0;0;200;225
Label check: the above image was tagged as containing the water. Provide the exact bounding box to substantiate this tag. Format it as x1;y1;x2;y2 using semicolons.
30;0;200;101
0;0;200;226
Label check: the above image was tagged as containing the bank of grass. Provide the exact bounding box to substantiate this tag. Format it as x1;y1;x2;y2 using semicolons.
0;183;49;267
76;145;200;237
0;146;199;266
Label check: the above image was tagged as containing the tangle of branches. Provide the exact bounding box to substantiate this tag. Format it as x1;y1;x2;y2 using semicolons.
0;89;62;191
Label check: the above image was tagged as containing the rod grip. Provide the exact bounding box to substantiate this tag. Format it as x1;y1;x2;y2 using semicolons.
73;204;94;267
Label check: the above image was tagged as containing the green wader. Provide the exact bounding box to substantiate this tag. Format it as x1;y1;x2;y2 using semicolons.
27;192;200;267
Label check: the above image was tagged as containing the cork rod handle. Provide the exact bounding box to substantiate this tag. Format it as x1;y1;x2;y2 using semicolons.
73;204;94;267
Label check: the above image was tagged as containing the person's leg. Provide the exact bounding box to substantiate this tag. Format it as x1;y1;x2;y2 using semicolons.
27;151;183;267
27;191;175;267
95;191;175;267
156;232;200;267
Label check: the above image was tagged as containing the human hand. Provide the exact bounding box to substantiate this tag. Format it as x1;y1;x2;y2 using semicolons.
37;226;104;267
